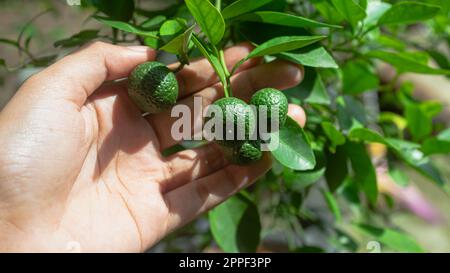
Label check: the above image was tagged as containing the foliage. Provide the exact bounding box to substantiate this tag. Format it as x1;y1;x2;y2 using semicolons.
1;0;450;253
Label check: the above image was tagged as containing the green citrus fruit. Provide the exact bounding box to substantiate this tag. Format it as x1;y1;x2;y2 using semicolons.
220;140;262;165
128;61;178;113
250;88;288;132
208;97;256;147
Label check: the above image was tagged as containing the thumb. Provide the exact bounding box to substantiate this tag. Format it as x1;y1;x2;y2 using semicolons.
21;42;155;107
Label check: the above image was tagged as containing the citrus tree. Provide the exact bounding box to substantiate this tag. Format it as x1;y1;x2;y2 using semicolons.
1;0;449;253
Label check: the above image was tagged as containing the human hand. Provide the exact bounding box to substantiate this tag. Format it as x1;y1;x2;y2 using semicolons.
0;42;305;252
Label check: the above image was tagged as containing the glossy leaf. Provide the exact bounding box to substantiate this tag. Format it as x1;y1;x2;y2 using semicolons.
367;50;450;75
209;193;261;253
322;190;342;222
185;0;225;45
322;122;346;147
280;46;338;69
349;128;386;144
191;35;227;86
330;0;366;29
325;146;348;192
422;128;450;155
140;15;167;30
336;96;368;132
378;1;441;26
405;103;433;141
342;60;379;94
363;1;391;30
94;16;159;38
160;25;194;56
283;168;325;190
355;224;425;253
345;141;378;205
270;116;316;171
159;19;185;42
222;0;273;19
247;35;326;59
237;11;341;29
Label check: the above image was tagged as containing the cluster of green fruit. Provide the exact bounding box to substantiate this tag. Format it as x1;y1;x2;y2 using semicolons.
128;61;288;165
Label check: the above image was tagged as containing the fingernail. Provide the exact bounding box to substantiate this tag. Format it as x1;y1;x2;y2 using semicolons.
126;46;150;52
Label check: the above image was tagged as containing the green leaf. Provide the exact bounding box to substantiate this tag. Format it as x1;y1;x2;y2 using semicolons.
270;116;316;171
312;0;344;24
325;146;348;192
54;29;99;48
321;190;342;222
422;138;450;155
427;49;450;70
306;73;330;105
237;11;342;29
405;103;433;141
283;167;325;190
144;37;162;49
354;224;425;253
367;50;450;75
87;0;134;22
94;16;159;39
363;1;391;30
209;193;261;253
345;141;378;205
322;122;346;147
336;96;368;132
159;19;185;42
280;46;338;68
286;67;330;105
222;0;273;19
140;15;167;30
247;35;326;59
191;35;227;86
342;60;379;94
378;1;441;26
422;128;450;155
160;25;195;56
330;0;367;30
349;128;386;144
185;0;225;45
376;35;406;51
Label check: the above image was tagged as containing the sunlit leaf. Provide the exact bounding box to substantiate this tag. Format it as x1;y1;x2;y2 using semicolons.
378;1;441;26
222;0;273;19
209;193;261;253
270;116;316;171
185;0;225;45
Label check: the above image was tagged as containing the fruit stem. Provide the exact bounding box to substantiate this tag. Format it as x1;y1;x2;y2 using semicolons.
219;49;233;97
192;34;230;97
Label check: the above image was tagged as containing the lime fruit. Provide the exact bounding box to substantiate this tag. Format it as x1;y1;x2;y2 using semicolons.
220;140;262;165
208;97;256;147
128;61;178;113
250;88;288;132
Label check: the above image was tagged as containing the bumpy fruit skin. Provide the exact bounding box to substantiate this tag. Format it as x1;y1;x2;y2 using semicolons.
250;88;288;132
220;141;262;165
209;97;256;147
128;61;178;113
